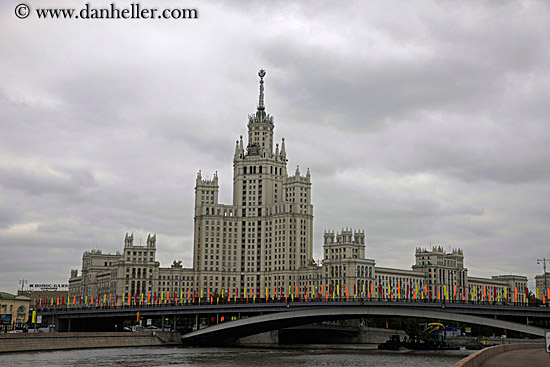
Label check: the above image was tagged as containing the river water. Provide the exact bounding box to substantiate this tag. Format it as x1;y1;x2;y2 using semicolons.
2;345;473;366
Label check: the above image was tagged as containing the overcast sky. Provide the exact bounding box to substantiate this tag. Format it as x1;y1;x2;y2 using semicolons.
1;0;549;293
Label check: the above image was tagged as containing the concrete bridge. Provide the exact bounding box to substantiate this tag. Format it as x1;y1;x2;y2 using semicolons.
181;303;549;345
38;301;550;345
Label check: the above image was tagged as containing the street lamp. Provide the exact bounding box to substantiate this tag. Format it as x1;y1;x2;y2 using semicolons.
536;258;550;307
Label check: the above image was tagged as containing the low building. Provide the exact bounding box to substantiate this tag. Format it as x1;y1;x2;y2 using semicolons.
0;292;30;330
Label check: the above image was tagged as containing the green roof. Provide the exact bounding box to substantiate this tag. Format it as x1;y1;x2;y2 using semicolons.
0;291;16;300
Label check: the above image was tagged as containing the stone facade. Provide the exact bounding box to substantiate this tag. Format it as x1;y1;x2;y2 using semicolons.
0;292;30;328
192;70;313;296
535;273;549;295
69;233;194;302
68;70;528;304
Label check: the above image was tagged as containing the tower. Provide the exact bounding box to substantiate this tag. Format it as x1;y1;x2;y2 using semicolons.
193;69;314;296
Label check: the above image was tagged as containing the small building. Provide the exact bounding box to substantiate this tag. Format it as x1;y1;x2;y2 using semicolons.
0;292;30;330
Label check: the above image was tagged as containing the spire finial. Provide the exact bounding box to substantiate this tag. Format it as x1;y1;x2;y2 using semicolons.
258;69;266;111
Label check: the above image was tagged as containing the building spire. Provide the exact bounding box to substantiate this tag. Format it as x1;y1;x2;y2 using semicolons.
280;137;286;160
258;69;266;111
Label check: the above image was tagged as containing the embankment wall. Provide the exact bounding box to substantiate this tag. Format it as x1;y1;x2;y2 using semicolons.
0;331;180;353
453;342;544;367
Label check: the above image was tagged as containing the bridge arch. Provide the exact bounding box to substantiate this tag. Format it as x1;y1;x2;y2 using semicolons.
182;306;546;345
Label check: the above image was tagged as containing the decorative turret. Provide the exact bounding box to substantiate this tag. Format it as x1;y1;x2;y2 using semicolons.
124;233;134;247
147;233;156;248
324;230;335;244
280;138;286;160
196;170;202;185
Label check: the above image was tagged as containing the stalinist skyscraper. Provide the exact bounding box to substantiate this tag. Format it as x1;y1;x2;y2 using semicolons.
193;69;315;296
69;70;528;306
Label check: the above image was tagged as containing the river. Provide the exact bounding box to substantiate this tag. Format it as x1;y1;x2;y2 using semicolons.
2;345;473;366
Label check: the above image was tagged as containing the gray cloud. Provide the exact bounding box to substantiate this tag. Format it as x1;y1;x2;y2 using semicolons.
0;0;549;291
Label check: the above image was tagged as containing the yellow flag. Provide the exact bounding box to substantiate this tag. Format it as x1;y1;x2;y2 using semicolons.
32;310;36;323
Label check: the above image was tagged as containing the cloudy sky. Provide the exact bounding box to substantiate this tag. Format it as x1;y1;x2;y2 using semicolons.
1;0;549;292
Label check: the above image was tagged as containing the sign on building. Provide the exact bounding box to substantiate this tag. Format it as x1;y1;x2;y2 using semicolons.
545;331;550;353
29;284;69;292
1;314;12;324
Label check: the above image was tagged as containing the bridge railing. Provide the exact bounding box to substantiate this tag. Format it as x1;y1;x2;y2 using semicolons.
32;287;548;312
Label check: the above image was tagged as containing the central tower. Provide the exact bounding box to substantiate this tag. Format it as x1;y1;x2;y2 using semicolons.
193;70;314;296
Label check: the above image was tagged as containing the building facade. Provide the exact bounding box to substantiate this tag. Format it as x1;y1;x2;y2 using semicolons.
192;69;313;297
68;70;528;304
0;292;30;329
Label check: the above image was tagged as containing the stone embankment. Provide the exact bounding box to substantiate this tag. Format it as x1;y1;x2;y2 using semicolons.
0;331;181;353
453;342;544;367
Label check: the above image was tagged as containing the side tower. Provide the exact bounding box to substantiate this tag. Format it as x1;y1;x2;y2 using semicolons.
412;246;467;298
322;228;374;297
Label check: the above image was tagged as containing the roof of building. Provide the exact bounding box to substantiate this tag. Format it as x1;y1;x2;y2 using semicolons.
0;291;16;299
0;291;30;301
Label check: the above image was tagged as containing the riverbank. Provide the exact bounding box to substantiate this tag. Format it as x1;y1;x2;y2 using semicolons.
0;331;181;353
453;343;545;367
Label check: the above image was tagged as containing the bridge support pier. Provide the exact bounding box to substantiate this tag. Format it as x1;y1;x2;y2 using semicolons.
196;314;199;330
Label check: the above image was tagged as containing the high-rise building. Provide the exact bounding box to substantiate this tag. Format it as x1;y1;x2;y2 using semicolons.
68;69;528;305
192;69;315;296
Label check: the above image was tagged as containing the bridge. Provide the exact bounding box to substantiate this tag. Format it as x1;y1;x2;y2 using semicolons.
37;300;550;345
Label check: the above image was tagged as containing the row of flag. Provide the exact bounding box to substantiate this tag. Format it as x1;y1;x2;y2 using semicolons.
34;285;548;307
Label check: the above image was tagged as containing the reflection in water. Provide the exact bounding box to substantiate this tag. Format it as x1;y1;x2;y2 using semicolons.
3;346;472;367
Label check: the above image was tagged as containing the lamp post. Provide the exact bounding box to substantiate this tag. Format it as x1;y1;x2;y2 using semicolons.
18;279;27;293
537;258;550;307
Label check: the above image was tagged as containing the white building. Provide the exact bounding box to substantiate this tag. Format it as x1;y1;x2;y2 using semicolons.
68;70;528;304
